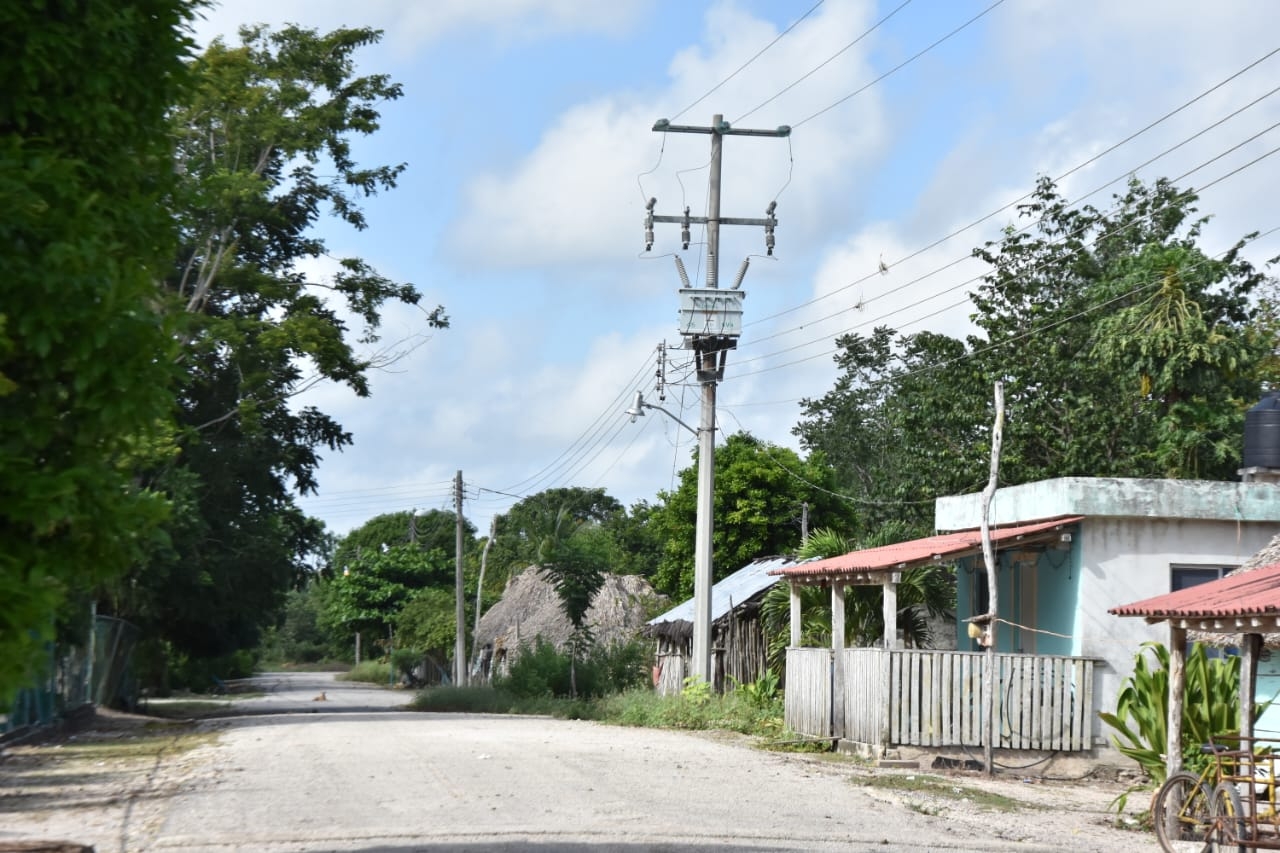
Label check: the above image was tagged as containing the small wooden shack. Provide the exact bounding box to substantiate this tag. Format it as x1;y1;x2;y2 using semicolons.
646;555;808;695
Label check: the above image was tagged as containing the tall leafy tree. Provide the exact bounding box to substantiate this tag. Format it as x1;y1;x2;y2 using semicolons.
797;176;1275;518
319;543;452;648
649;433;855;599
333;510;474;579
106;25;447;671
968;176;1269;482
0;0;196;702
490;487;624;581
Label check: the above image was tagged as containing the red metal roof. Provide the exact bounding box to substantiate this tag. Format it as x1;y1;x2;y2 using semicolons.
1110;560;1280;621
771;516;1084;581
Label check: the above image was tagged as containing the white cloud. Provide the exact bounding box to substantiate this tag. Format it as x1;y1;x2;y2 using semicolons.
448;0;890;270
191;0;649;50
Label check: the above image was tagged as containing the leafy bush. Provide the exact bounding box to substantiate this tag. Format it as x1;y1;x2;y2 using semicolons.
340;660;391;685
1100;641;1247;784
730;669;781;709
496;639;650;699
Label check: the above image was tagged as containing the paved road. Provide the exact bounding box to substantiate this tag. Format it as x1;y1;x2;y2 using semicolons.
74;674;1143;852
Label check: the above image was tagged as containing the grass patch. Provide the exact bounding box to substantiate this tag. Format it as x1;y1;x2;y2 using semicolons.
408;686;594;718
407;684;817;747
43;728;218;764
338;661;392;684
858;773;1025;811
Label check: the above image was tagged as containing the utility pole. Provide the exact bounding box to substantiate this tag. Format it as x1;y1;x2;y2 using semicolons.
454;470;467;686
646;114;790;687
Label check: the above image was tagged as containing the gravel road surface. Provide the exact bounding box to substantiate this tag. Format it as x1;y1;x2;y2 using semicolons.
1;672;1151;852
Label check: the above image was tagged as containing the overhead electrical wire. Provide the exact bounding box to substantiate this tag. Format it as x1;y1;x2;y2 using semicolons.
494;347;656;495
669;0;827;123
792;0;1007;130
744;44;1280;333
732;222;1280;396
347;44;1280;530
733;0;914;124
726;89;1280;368
729;138;1280;381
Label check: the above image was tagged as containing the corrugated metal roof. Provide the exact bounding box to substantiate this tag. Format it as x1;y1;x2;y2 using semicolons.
1110;560;1280;620
770;516;1084;581
647;555;810;626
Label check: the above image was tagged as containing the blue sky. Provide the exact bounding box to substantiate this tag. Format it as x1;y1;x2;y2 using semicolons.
190;0;1280;539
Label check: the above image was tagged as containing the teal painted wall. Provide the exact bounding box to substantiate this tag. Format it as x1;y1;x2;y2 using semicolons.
953;545;1077;656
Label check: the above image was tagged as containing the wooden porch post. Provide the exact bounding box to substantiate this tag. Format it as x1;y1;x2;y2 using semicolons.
1242;632;1261;741
1167;624;1187;777
883;573;899;649
789;582;802;648
832;583;846;740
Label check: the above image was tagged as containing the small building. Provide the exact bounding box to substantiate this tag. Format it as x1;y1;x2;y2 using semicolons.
646;555;809;695
776;476;1280;760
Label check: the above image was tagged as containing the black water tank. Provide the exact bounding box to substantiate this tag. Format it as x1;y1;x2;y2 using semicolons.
1244;391;1280;469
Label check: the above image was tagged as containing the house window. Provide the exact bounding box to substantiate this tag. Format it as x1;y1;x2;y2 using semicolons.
1171;564;1236;658
1171;565;1231;592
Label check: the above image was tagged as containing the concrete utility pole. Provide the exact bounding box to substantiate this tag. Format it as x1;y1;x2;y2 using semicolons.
454;470;467;686
646;114;790;686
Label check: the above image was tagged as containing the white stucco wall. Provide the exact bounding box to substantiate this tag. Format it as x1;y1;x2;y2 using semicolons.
1078;517;1277;728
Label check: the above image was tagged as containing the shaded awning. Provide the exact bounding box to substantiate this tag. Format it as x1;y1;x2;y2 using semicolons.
1110;560;1280;630
770;516;1084;585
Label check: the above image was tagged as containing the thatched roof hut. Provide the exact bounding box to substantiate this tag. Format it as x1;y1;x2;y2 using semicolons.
471;566;665;673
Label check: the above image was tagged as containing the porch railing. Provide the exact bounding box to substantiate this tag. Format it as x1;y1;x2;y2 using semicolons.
785;647;1095;752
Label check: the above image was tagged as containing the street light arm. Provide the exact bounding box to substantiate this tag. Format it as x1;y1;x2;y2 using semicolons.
625;391;699;437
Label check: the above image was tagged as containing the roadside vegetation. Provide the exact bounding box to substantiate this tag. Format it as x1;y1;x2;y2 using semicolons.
383;640;824;750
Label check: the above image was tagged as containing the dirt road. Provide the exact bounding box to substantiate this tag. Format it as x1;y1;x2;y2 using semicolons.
1;673;1151;852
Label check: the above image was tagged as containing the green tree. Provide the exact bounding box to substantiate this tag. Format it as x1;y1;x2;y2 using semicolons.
0;0;196;703
967;176;1269;483
534;508;607;697
334;510;474;581
394;587;458;679
106;24;448;673
489;487;624;585
649;433;854;599
319;543;453;649
796;176;1275;516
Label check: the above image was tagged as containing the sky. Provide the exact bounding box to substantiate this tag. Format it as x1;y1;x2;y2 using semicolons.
188;0;1280;540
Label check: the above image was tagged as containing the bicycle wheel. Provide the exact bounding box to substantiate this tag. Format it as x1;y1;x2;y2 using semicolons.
1210;781;1248;853
1153;771;1213;852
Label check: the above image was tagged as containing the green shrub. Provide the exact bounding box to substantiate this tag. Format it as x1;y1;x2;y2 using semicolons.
339;660;391;685
496;639;651;699
730;669;781;709
1100;641;1248;784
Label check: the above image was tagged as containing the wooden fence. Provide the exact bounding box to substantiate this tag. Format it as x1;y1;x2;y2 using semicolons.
785;648;1095;752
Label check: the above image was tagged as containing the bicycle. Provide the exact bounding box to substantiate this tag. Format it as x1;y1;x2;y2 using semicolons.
1152;746;1219;852
1153;735;1280;852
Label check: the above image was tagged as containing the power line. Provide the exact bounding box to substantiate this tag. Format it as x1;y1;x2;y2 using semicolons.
743;44;1280;334
496;347;655;494
731;224;1280;402
792;0;1007;130
730;106;1280;370
669;0;826;123
733;0;913;124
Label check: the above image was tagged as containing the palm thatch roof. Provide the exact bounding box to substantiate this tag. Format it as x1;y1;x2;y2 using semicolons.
473;566;666;658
